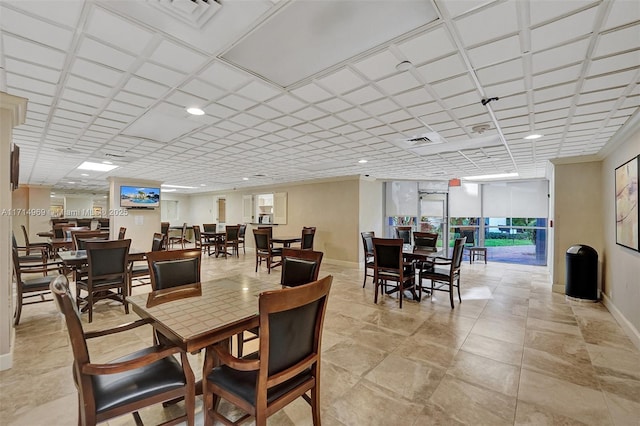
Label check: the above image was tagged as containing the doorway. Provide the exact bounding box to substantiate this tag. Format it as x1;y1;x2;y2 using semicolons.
419;193;448;252
217;198;226;225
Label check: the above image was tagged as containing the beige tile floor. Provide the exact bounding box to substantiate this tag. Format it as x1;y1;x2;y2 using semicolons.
2;249;640;425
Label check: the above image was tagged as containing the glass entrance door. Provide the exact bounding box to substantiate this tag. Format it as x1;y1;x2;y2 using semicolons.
419;193;448;251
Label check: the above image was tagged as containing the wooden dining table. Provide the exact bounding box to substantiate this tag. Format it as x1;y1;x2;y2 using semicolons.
128;275;281;423
272;236;302;247
201;231;226;257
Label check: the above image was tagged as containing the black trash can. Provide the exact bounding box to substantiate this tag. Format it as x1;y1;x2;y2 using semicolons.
565;245;598;301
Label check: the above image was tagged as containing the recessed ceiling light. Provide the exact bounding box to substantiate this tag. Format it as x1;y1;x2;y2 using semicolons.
200;184;206;186
161;188;177;192
186;107;205;116
395;60;412;71
102;160;113;165
358;159;368;164
524;134;543;140
462;172;519;180
243;177;249;181
78;161;119;172
68;181;76;184
80;173;89;177
103;195;107;198
161;184;196;189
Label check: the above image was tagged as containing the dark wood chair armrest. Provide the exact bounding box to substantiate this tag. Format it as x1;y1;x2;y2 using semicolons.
212;343;260;371
84;318;154;339
81;345;181;375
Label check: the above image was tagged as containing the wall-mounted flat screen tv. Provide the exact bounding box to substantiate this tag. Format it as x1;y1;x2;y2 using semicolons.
120;186;160;208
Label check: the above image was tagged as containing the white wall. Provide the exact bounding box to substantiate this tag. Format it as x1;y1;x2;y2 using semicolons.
160;193;191;226
601;124;640;346
189;194;216;228
64;195;93;218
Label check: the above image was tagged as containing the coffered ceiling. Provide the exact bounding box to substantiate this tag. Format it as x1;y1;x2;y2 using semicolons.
1;0;638;194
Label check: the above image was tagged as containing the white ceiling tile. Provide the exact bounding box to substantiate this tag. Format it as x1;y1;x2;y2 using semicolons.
70;58;124;87
476;58;524;86
66;75;112;97
342;86;384;105
455;1;519;46
217;94;257;111
123;76;169;98
291;83;333;102
533;96;573;113
451;102;487;119
376;72;421;94
293;106;326;121
529;0;595;26
180;78;225;100
86;7;154;55
574;99;617;115
231;113;262;127
531;7;598;52
166;91;207;109
316;97;352;113
4;0;82;27
407;102;443;116
0;6;73;50
467;36;522;69
136;62;185;87
393;87;434;107
362;99;400;116
417;54;467;83
431;74;475;98
352;50;400;80
335;108;368;122
4;58;60;83
236;81;281;102
533;82;577;103
202;103;237;119
248;105;282;120
273;115;303;127
199;61;250;90
267;94;306;113
107;100;145;116
441;90;480;109
582;68;638;92
531;39;590;74
150;39;207;73
397;27;456;64
62;87;105;107
77;37;136;71
589;50;640;77
533;64;582;89
593;24;640;57
602;0;640;30
2;34;66;68
317;68;366;95
6;73;57;96
113;90;155;108
312;115;344;129
484;79;526;98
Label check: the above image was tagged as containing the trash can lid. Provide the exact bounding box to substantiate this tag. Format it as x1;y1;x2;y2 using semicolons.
567;245;597;256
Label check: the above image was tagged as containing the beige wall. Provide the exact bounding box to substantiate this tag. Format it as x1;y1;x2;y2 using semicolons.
1;92;27;370
207;177;362;264
552;161;604;289
602;125;640;342
10;187;28;245
359;178;384;263
10;186;51;245
109;178;161;252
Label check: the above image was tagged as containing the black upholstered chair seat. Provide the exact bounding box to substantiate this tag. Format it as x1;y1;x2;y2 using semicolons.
18;253;46;263
93;347;186;414
22;275;57;289
424;266;455;280
131;263;149;275
258;248;282;256
208;360;311;406
77;278;126;289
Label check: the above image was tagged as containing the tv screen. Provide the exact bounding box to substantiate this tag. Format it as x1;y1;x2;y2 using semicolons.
120;186;160;208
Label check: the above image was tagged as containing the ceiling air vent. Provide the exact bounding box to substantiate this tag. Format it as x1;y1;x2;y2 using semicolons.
401;131;443;146
147;0;221;29
407;136;432;144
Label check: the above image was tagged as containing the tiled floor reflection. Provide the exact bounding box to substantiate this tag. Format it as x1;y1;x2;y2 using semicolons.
2;249;640;425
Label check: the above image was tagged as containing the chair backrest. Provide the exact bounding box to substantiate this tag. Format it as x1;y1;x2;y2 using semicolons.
85;239;131;283
413;232;438;251
452;237;467;270
72;230;109;250
257;226;273;240
372;238;404;271
361;231;375;256
225;225;240;241
180;223;187;237
238;223;246;238
53;223;67;238
280;248;323;287
62;225;90;239
11;246;25;283
460;229;475;246
300;227;316;250
118;227;127;239
50;275;91;382
76;218;92;228
258;275;332;378
193;225;202;246
146;249;202;291
395;226;412;244
151;232;166;252
20;224;30;246
202;223;216;233
253;228;272;252
161;222;170;237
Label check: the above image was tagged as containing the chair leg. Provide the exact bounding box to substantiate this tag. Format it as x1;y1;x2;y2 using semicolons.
374;277;379;304
88;291;94;323
237;333;244;357
399;281;403;309
449;280;455;309
457;277;462;303
255;255;259;272
13;288;23;326
311;382;321;426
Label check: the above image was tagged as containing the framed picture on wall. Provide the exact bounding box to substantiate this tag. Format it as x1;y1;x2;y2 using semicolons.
615;155;639;251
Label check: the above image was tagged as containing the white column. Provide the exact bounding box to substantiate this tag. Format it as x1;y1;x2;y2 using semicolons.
0;92;27;371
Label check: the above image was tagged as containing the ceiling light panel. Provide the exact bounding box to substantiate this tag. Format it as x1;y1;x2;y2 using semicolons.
222;0;438;87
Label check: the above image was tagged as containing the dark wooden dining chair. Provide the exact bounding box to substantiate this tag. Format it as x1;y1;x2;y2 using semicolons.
218;225;240;258
50;275;195;426
236;248;324;357
75;239;131;323
413;231;439;276
129;232;167;289
193;225;214;256
118;226;127;239
160;221;170;249
20;224;51;257
253;228;281;273
395;226;412;244
360;231;375;288
12;232;48;265
203;223;217;232
146;248;202;291
11;246;60;325
238;223;247;254
372;238;417;309
169;223;188;249
419;237;466;308
204;275;332;426
300;226;316;250
71;230;110;250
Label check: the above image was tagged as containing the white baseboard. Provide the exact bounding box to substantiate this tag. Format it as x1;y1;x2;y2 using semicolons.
0;327;15;371
323;258;359;268
601;293;640;351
